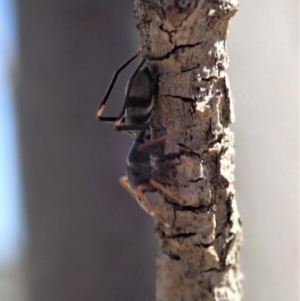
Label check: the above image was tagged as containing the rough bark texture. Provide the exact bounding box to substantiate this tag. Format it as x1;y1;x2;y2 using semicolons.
133;1;243;300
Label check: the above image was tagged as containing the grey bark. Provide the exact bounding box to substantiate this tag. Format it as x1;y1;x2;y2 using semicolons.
16;1;156;301
132;1;243;300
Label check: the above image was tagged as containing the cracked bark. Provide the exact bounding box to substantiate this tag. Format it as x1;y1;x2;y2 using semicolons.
133;1;243;301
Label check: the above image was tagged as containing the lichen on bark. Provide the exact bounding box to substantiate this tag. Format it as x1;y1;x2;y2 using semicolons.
133;0;243;300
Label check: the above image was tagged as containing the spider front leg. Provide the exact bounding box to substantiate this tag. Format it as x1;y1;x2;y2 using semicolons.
119;175;169;227
97;55;146;130
97;52;139;120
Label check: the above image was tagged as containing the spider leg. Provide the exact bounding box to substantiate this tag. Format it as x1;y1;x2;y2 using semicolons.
116;123;150;132
119;176;169;227
149;178;181;204
115;59;145;127
98;116;118;123
98;117;139;139
137;129;184;152
97;52;140;119
119;175;138;199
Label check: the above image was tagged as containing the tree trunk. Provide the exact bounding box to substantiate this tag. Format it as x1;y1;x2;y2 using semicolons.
132;1;243;300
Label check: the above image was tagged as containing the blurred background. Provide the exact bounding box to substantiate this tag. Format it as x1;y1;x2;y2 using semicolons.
0;0;298;301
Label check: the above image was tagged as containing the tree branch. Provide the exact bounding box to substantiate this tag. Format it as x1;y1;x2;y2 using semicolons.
133;0;242;300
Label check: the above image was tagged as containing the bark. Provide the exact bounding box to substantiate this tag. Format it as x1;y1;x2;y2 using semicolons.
132;1;243;300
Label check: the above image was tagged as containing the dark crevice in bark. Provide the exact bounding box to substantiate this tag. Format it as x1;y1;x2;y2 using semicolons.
166;252;181;261
164;198;215;213
149;41;204;61
189;178;203;183
201;266;228;274
158;24;173;45
163;232;197;240
159;94;196;102
154;150;200;163
181;64;201;73
197;75;219;81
